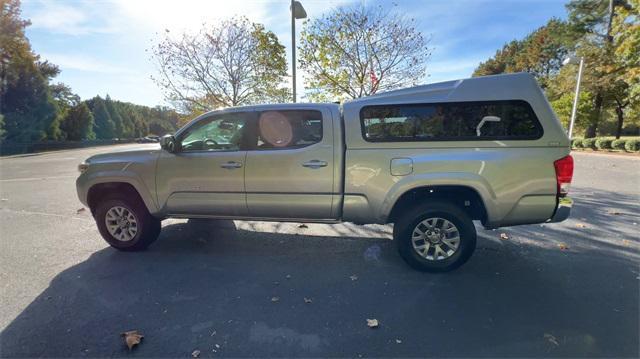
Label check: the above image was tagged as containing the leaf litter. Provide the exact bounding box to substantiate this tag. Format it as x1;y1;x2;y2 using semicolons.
544;333;559;346
366;319;379;328
121;330;143;350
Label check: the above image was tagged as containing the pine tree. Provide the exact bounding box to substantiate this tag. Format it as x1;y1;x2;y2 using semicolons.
60;103;95;141
105;95;124;138
89;96;115;139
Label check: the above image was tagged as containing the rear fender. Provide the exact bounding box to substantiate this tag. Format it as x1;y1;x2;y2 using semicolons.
381;172;497;223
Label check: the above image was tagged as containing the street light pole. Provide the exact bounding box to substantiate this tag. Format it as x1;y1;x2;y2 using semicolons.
567;57;584;139
291;0;296;103
290;1;307;103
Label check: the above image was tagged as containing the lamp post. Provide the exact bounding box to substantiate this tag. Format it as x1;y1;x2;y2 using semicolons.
290;0;307;103
562;56;584;139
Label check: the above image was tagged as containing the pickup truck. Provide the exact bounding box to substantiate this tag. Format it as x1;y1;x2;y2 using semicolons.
76;73;573;272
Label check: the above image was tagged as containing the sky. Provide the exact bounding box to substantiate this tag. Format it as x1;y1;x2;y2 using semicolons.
21;0;568;107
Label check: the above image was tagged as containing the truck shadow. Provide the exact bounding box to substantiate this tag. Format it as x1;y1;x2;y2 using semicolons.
1;187;639;357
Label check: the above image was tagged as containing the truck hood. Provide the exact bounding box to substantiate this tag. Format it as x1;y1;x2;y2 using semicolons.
85;148;161;165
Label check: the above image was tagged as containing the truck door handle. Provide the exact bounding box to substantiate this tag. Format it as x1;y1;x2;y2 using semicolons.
302;160;328;169
220;161;242;169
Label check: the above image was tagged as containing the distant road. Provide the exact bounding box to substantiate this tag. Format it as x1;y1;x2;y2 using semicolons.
0;145;638;357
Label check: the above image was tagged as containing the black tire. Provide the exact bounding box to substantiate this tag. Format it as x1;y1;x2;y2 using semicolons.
94;195;161;251
393;201;476;272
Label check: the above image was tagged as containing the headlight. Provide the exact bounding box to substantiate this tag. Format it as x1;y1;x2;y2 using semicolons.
78;162;89;173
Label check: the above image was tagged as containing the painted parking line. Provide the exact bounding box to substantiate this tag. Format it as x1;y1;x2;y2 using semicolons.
0;208;91;222
0;175;77;182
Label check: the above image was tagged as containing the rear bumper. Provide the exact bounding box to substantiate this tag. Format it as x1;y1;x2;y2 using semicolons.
548;197;572;223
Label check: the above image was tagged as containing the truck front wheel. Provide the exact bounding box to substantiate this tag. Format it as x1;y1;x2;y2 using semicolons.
393;201;476;272
94;195;161;251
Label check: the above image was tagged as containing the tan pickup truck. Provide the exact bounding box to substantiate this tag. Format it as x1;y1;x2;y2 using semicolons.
76;73;573;272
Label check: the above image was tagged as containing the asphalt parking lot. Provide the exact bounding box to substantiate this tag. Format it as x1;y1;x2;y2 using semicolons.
1;144;638;357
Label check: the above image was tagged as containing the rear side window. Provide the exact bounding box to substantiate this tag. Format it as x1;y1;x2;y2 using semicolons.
360;100;543;142
256;110;322;149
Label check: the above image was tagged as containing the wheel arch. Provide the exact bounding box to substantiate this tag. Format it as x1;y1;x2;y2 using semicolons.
87;181;154;217
387;185;489;225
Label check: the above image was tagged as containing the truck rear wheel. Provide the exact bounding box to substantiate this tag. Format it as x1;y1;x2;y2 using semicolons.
393;201;476;272
94;195;161;251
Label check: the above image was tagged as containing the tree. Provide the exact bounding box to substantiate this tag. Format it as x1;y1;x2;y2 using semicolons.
474;1;638;138
610;0;639;138
87;96;116;139
60;102;95;141
473;41;524;77
151;17;290;113
48;83;80;140
473;19;577;88
550;91;594;133
1;0;60;142
299;4;431;102
105;95;124;137
564;0;636;137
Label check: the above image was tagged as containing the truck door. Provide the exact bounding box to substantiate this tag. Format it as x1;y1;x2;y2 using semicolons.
244;108;335;219
156;112;253;216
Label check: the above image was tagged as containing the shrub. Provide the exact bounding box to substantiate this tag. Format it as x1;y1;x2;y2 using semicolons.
595;137;613;150
611;139;626;150
571;138;583;148
582;138;597;149
625;139;640;152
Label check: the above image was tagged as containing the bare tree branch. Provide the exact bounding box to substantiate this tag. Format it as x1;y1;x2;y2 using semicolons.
150;17;290;113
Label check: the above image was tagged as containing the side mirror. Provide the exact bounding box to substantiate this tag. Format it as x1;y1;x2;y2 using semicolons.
160;134;177;153
476;116;501;137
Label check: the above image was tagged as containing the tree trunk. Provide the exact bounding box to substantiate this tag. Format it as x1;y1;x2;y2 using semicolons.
615;105;624;139
585;92;603;138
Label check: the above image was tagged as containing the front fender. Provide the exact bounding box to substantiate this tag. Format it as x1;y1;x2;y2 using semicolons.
379;172;497;223
76;170;160;214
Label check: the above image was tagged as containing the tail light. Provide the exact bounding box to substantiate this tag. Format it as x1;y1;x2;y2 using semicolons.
554;155;574;197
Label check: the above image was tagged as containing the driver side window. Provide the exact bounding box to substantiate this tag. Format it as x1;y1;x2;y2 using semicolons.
179;115;247;152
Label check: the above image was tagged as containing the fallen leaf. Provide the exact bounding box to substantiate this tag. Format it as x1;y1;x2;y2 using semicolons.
121;330;143;350
366;319;379;328
271;296;279;302
395;339;402;344
576;223;587;228
350;275;358;281
298;224;308;229
304;297;312;303
558;243;569;250
544;333;559;346
499;233;509;240
76;208;86;214
191;350;200;358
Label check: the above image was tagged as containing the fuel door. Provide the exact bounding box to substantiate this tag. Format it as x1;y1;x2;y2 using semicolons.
390;158;413;176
